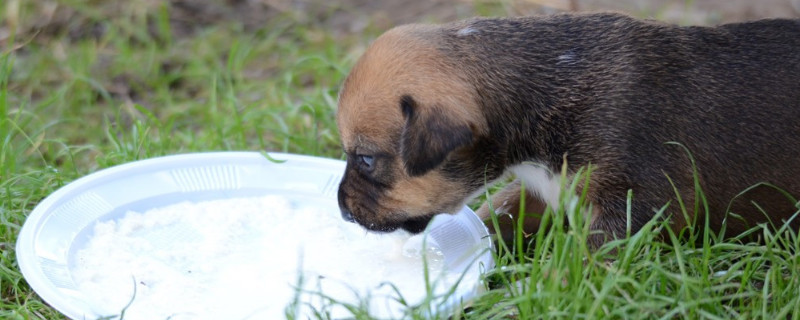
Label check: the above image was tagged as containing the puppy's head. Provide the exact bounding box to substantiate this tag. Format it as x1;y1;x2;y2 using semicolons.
336;24;488;233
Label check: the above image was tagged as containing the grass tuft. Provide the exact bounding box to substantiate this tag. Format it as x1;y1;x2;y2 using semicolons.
473;156;799;319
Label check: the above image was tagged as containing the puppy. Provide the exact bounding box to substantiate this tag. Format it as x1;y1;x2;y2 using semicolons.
336;12;800;248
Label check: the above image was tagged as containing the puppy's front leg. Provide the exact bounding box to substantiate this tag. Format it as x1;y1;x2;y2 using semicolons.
477;179;548;247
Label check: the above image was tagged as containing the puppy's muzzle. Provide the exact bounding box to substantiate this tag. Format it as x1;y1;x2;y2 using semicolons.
340;207;356;223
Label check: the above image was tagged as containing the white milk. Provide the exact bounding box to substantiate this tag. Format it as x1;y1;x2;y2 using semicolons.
71;195;454;319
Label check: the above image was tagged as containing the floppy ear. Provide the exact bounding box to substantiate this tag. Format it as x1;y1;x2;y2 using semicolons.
399;95;474;176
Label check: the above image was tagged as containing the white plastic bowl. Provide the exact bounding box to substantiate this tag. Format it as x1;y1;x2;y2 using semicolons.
16;152;493;319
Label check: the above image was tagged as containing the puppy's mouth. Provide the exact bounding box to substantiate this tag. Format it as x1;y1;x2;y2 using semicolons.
400;215;435;233
341;207;435;234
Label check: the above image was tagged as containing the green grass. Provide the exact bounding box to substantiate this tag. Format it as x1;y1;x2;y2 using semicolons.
2;1;800;319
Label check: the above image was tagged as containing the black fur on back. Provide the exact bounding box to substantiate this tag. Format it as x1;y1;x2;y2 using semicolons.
428;13;800;241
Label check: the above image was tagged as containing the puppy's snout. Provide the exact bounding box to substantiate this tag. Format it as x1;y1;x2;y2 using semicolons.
337;181;356;223
340;207;356;223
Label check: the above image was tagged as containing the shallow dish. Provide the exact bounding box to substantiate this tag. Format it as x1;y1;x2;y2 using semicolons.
16;152;493;319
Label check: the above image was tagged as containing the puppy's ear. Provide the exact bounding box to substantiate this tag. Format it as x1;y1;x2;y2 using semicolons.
400;95;474;176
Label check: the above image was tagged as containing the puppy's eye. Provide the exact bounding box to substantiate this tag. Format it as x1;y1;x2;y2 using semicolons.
357;154;375;171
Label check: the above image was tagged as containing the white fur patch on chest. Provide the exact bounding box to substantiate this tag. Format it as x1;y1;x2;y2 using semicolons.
510;162;563;209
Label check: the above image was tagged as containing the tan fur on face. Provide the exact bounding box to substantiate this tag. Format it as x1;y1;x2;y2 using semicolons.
383;169;472;216
337;24;487;223
337;24;486;153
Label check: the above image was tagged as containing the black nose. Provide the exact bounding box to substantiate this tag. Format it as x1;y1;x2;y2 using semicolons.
340;207;356;223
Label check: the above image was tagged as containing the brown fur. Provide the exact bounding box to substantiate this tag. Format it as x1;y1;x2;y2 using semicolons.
336;25;486;232
479;180;548;245
336;12;800;247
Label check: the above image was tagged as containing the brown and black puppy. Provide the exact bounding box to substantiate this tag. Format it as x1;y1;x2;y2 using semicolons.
336;12;800;247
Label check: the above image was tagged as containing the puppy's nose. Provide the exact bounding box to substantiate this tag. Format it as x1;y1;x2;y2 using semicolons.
340;208;356;223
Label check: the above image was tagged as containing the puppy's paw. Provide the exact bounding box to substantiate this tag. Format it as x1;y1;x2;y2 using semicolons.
478;180;548;247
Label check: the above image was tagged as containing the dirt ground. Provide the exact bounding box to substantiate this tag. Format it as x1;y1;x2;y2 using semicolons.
5;0;800;45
